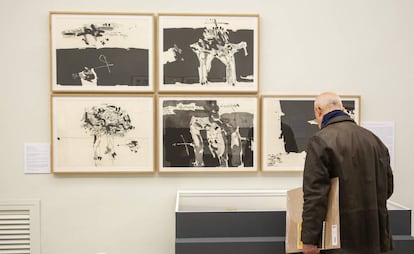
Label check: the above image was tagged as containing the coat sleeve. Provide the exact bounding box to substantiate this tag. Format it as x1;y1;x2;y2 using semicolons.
385;148;394;199
301;136;332;245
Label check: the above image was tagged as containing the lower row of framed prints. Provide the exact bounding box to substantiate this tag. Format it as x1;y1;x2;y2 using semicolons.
50;94;360;173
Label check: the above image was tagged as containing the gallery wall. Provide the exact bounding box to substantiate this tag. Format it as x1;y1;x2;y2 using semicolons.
1;0;414;254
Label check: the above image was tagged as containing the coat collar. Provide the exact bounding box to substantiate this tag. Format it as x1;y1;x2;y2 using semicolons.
321;114;355;129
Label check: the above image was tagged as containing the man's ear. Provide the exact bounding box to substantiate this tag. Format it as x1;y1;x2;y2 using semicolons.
315;106;322;118
316;106;326;128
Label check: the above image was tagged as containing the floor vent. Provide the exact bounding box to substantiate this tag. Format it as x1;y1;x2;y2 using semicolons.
0;200;40;254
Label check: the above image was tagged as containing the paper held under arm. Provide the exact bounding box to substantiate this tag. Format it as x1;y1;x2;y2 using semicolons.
285;177;341;253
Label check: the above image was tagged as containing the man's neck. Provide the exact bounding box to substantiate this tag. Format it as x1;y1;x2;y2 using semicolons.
321;110;348;128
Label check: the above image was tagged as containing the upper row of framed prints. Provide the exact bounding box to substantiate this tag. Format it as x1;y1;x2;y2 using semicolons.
49;12;260;93
50;94;360;173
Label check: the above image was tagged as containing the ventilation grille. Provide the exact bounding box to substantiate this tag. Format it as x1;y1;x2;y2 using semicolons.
0;201;40;254
0;209;30;254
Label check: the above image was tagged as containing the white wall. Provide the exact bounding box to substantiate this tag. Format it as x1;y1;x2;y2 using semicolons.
1;0;414;253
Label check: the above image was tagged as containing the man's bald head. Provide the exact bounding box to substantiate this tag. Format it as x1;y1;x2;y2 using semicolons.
315;92;343;113
314;92;344;128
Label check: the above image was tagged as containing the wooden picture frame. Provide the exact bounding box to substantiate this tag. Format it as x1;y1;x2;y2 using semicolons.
261;95;361;172
49;12;154;92
51;94;155;173
157;13;260;93
158;95;259;172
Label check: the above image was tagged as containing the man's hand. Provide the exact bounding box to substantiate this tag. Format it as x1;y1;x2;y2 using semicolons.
302;243;320;254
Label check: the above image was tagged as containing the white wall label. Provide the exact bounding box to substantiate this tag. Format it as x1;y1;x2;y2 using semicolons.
24;143;51;174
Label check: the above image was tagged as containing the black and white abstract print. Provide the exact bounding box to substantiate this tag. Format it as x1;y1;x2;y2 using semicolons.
52;96;154;172
262;97;359;171
160;97;257;172
159;15;258;92
51;13;153;91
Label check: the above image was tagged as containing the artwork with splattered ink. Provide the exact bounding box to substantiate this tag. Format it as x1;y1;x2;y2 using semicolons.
158;14;259;93
50;12;154;92
261;95;361;172
51;95;154;173
158;96;258;172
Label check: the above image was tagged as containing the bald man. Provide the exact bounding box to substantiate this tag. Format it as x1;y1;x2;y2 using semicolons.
301;92;394;254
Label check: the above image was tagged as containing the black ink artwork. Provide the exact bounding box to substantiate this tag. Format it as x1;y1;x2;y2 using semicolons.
163;18;254;87
190;19;248;86
54;17;151;88
265;99;356;168
162;100;254;168
62;23;112;47
71;55;114;87
81;104;138;166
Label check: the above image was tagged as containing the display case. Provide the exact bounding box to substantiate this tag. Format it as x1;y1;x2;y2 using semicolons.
175;191;414;254
176;190;286;254
387;201;414;253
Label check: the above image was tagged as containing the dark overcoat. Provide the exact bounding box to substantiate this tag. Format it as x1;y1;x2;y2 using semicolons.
301;115;394;254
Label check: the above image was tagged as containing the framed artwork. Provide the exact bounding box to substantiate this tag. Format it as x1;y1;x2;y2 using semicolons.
158;95;259;172
261;95;361;172
157;13;259;93
51;94;155;173
49;12;154;92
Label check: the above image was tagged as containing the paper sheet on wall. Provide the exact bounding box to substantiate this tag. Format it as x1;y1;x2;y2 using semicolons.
362;121;395;170
24;143;51;174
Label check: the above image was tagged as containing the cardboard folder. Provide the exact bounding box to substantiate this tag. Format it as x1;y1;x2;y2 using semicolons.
285;177;340;253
